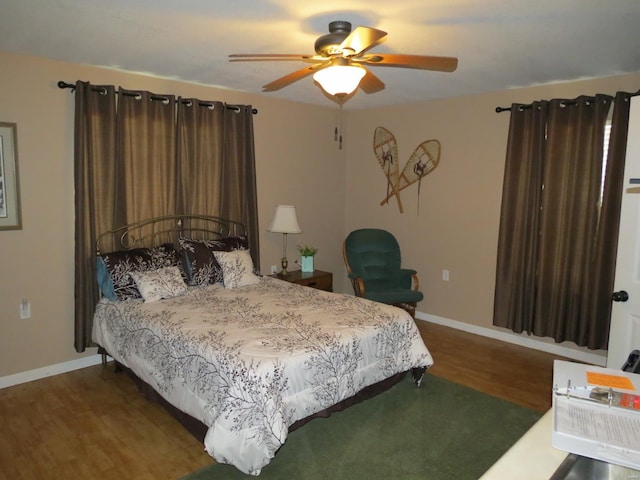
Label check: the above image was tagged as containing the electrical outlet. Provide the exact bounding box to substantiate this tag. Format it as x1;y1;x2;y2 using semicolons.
442;269;450;282
20;299;31;319
270;264;278;274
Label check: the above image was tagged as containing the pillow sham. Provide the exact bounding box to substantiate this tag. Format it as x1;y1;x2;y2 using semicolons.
129;266;187;303
213;249;260;289
97;243;183;301
179;236;249;286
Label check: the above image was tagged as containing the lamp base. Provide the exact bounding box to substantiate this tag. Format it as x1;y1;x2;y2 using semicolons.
280;257;289;276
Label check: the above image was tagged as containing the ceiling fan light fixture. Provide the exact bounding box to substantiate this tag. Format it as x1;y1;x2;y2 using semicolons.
313;65;366;96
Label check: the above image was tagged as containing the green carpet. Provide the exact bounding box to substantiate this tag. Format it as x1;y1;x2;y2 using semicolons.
181;375;541;480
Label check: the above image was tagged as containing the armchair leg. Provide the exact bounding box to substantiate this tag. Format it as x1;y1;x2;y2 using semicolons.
394;302;416;319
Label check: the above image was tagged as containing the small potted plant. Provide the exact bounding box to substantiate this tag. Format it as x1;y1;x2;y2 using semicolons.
297;245;318;273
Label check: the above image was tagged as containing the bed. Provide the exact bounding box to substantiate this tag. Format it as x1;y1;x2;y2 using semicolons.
91;215;434;476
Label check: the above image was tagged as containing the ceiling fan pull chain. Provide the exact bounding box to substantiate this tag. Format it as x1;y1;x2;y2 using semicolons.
334;103;340;143
338;103;344;150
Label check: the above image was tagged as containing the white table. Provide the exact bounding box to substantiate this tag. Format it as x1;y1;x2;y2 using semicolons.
480;410;568;479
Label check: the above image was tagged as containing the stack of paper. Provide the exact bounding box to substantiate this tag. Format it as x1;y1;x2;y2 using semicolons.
552;360;640;470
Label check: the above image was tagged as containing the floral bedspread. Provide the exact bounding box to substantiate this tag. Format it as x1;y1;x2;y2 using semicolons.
92;276;433;475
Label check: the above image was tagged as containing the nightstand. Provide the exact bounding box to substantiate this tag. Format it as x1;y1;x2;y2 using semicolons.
271;270;333;292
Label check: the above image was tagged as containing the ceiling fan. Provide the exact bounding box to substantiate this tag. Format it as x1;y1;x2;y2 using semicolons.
229;20;458;99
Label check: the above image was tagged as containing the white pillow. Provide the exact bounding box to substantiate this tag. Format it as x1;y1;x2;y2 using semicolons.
129;266;188;302
212;249;260;289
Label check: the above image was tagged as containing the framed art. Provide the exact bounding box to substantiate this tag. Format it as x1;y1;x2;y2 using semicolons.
0;122;22;230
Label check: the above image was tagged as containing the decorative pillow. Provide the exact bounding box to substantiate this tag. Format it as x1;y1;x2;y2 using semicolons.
97;244;183;301
180;236;249;286
96;256;117;301
212;249;260;289
129;266;187;303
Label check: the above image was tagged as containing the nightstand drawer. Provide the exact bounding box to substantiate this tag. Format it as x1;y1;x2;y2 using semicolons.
296;272;333;291
271;270;333;292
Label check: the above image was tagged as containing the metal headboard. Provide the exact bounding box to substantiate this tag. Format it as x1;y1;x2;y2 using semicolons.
96;214;247;254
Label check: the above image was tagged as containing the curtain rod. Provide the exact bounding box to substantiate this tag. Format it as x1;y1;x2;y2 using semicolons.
496;99;582;113
57;81;258;114
495;88;640;113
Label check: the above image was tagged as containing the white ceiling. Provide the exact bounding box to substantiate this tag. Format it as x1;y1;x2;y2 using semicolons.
1;0;639;110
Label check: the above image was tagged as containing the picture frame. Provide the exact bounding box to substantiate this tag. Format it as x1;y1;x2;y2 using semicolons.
0;122;22;230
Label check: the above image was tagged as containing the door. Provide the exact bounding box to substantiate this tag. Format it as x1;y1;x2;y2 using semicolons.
608;96;640;369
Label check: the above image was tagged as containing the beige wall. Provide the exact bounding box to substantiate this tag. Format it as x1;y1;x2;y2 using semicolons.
0;51;347;377
1;47;638;379
345;72;640;357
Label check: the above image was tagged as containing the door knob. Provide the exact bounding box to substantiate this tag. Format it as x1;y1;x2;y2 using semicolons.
612;290;629;302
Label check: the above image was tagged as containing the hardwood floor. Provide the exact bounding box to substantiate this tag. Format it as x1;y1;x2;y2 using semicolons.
416;321;568;413
0;322;569;479
0;363;212;480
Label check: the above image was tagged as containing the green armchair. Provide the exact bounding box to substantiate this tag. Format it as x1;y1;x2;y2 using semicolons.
343;228;423;318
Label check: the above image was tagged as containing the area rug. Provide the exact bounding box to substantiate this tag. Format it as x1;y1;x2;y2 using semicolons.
181;375;541;480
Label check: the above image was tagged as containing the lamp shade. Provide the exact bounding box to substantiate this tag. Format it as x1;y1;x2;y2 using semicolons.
268;205;302;234
313;65;366;96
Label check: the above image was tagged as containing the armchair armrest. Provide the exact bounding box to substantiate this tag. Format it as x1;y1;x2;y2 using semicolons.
347;272;367;297
398;268;420;291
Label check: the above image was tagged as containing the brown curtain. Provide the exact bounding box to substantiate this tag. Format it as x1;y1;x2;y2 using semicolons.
583;92;631;346
219;105;260;264
534;95;612;347
73;82;117;351
176;99;224;216
114;89;177;226
493;101;547;334
176;100;260;265
494;93;631;350
73;83;259;352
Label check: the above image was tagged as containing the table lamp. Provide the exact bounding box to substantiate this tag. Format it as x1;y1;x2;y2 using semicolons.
268;205;302;275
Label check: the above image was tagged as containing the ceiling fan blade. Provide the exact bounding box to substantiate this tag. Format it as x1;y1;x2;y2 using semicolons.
359;54;458;72
262;64;326;92
229;53;320;62
359;69;385;94
340;26;387;56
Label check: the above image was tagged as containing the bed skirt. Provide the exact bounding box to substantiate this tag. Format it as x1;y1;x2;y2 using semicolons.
109;352;411;443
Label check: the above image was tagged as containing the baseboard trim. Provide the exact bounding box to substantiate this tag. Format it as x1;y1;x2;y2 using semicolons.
417;312;607;367
1;314;607;389
0;354;103;390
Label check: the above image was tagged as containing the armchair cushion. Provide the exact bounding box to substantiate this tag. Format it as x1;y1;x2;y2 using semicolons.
363;287;423;306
